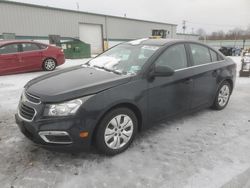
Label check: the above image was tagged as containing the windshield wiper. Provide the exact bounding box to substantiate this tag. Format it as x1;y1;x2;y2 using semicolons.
93;65;123;75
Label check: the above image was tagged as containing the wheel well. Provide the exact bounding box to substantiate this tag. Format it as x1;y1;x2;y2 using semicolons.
224;79;233;91
91;103;143;144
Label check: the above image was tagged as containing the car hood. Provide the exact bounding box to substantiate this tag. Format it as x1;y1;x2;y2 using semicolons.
25;65;132;102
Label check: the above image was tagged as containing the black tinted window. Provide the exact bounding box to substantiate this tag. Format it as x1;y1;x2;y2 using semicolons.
39;44;48;49
155;44;187;70
22;43;40;52
0;44;19;54
210;49;218;62
190;44;211;65
218;54;224;61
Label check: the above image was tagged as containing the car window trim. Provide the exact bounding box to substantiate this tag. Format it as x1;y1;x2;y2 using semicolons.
175;59;225;72
142;41;225;78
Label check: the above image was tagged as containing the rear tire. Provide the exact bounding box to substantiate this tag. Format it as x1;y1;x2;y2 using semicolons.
95;108;138;155
43;58;56;71
211;81;231;110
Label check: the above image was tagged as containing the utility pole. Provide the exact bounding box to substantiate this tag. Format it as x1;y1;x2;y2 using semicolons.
76;2;79;11
182;20;186;34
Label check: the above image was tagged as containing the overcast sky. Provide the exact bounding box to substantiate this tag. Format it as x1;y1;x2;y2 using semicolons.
11;0;250;34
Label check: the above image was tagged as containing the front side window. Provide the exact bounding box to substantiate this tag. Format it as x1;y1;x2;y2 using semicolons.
190;44;211;65
22;43;40;52
87;44;159;75
0;44;19;54
154;44;188;70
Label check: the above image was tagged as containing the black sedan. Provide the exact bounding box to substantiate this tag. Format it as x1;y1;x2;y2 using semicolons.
15;39;236;155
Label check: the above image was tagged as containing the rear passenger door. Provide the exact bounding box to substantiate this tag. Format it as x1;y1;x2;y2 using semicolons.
19;43;43;71
188;43;221;109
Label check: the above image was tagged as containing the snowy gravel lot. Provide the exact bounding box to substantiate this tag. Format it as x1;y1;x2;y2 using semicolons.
0;57;250;188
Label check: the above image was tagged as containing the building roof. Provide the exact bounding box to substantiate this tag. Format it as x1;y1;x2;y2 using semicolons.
1;1;177;26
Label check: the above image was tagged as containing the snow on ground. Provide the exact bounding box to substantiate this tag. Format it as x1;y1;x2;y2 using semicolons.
0;57;250;188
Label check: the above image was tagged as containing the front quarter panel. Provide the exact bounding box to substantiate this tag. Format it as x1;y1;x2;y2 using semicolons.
77;78;148;139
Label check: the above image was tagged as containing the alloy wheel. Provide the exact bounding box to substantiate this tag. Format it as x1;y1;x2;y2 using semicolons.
44;59;56;71
104;114;134;150
218;85;230;107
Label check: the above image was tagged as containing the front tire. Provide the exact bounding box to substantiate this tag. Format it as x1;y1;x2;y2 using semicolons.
43;58;56;71
212;81;232;110
95;108;138;155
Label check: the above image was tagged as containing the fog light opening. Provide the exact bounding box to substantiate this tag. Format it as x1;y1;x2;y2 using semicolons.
38;131;72;144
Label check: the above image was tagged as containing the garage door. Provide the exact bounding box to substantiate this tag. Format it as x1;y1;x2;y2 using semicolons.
79;24;103;54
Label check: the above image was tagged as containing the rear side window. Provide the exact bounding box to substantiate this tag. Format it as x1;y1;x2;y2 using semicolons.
210;49;218;62
0;44;19;54
218;54;224;61
190;44;211;65
22;43;40;52
155;44;188;70
40;44;48;49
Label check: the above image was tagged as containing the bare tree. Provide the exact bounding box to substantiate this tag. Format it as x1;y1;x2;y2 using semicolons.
246;24;250;35
196;28;206;40
205;25;250;40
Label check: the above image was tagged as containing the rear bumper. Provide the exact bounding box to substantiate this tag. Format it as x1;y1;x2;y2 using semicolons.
15;113;92;152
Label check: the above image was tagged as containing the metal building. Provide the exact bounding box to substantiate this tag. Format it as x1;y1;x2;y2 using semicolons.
0;1;178;54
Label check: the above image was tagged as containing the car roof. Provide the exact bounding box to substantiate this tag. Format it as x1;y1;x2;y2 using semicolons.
124;38;226;57
125;38;203;46
0;40;44;46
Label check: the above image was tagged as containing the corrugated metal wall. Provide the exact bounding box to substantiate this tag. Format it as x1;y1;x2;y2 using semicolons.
0;2;103;38
0;1;176;41
106;17;175;40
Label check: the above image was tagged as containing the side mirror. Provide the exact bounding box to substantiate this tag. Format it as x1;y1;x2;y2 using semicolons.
151;65;175;77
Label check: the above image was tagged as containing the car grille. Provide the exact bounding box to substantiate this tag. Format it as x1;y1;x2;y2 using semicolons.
19;103;36;121
25;92;41;104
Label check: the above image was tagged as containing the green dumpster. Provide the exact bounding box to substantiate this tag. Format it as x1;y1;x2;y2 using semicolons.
60;40;91;59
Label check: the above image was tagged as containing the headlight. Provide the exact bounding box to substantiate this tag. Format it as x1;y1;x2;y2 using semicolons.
43;96;93;117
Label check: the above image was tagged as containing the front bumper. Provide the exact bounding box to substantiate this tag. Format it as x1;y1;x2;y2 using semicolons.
15;113;92;152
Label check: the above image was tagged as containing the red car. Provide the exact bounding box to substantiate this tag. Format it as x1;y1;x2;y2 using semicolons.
0;40;65;75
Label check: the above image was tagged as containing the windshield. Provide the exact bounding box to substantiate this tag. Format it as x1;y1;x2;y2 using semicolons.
87;44;160;75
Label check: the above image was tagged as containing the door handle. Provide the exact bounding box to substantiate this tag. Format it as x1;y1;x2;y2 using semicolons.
183;78;193;84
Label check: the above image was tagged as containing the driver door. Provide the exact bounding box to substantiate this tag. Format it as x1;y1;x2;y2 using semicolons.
0;43;21;75
147;43;194;122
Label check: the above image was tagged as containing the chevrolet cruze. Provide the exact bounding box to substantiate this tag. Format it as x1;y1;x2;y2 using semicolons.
15;39;236;155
